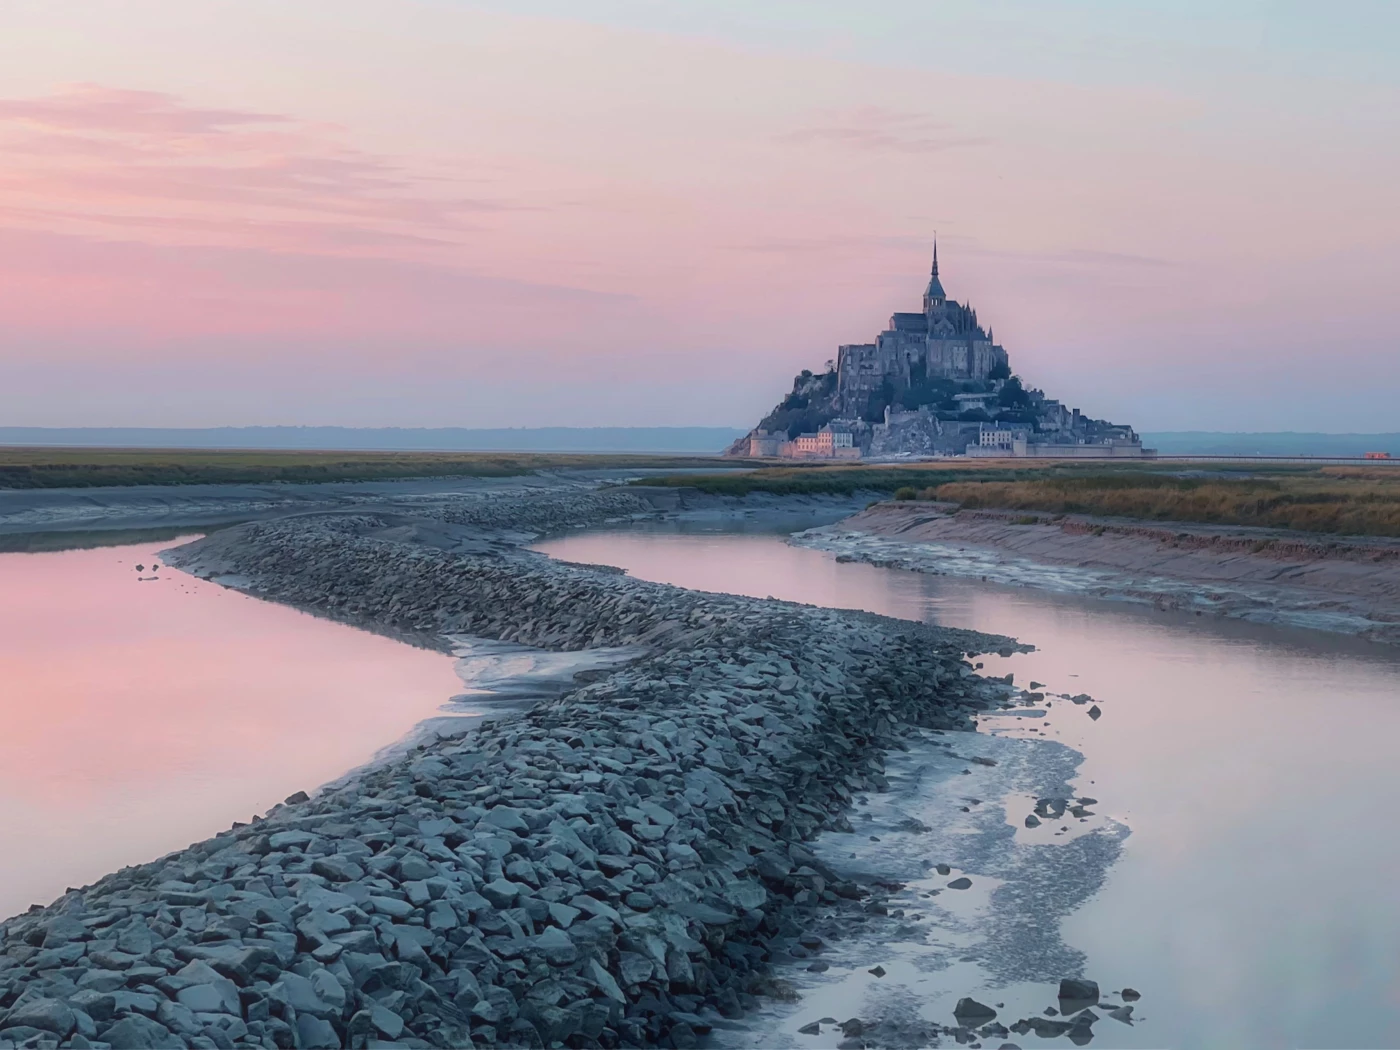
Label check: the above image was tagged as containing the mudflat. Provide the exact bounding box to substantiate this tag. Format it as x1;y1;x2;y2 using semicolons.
799;501;1400;642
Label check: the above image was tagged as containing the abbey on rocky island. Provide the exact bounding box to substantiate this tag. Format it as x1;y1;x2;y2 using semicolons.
731;244;1146;460
835;242;1008;415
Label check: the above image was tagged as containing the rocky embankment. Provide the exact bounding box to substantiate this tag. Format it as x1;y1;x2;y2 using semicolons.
798;502;1400;643
0;491;1010;1049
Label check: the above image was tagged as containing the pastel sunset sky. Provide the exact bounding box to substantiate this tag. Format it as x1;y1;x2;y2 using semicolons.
1;1;1396;430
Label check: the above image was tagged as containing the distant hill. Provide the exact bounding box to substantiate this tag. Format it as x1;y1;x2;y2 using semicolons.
1144;433;1400;457
0;426;747;455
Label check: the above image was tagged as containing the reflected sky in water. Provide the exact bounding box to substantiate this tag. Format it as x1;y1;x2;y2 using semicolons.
0;538;462;920
535;525;1400;1049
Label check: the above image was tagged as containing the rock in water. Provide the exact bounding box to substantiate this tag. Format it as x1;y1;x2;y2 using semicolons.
947;876;973;890
1058;977;1100;1002
953;998;998;1024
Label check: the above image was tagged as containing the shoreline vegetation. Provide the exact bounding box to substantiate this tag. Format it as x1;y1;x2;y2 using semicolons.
640;463;1400;538
0;448;737;490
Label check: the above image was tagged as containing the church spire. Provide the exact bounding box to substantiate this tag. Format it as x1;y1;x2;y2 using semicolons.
923;237;946;311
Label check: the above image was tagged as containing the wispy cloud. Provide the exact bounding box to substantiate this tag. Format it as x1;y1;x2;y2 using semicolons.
727;232;933;254
779;106;990;154
0;83;514;256
958;243;1174;268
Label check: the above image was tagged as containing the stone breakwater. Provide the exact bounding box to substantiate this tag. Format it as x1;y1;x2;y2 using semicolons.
0;496;1010;1050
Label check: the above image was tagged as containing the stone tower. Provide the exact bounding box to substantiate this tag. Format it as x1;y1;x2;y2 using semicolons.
834;242;1011;416
923;239;946;313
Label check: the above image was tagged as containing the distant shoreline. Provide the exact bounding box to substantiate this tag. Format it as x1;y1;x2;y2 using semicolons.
1142;431;1399;457
0;425;748;455
1;426;1394;459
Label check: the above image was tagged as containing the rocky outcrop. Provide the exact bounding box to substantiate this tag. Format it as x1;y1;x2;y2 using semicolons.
0;496;1009;1049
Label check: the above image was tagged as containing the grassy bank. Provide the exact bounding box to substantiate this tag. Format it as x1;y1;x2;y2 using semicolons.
635;460;1269;498
641;462;1400;537
0;447;729;489
635;463;1046;496
922;468;1400;537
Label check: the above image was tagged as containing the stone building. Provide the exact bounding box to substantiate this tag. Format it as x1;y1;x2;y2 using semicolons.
835;243;1009;417
732;239;1147;460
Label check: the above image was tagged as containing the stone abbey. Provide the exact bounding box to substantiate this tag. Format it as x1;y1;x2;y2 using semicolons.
733;244;1145;460
834;242;1010;416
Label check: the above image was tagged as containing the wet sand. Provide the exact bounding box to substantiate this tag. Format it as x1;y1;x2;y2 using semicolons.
798;502;1400;643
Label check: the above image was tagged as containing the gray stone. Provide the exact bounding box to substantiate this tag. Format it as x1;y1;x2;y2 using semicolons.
533;926;577;965
953;998;997;1024
41;915;89;948
267;831;314;850
546;901;580;928
588;959;626;1003
481;807;530;834
672;901;737;925
177;981;239;1016
69;991;116;1024
310;856;362;882
397;853;436;881
1058;978;1099;1003
100;1015;178;1049
296;1014;340;1049
369;1003;404;1039
76;968;129;992
270;972;338;1020
6;998;76;1036
366;895;413;919
617;950;654;986
480;879;522;909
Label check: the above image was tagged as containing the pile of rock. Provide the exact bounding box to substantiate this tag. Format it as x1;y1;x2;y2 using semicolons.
1;501;1009;1049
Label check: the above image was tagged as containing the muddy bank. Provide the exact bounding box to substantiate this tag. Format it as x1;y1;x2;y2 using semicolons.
0;489;1013;1050
796;502;1400;643
0;470;872;543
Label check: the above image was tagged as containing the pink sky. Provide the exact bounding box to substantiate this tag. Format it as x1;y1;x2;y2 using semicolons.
0;2;1395;430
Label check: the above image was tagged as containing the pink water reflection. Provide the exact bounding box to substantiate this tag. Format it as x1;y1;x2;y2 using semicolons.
534;527;1400;1047
0;538;462;919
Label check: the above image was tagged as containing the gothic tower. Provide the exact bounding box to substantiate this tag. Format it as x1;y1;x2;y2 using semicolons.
923;240;946;315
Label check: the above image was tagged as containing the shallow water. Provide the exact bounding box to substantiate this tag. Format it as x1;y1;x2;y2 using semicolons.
533;523;1400;1050
0;538;613;921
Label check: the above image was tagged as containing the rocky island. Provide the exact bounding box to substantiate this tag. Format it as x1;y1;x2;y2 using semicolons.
730;245;1147;461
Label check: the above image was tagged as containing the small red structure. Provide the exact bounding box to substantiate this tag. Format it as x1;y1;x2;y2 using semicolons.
1364;451;1392;460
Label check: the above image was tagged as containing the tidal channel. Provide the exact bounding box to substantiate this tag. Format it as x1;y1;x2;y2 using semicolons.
535;522;1400;1050
0;538;530;921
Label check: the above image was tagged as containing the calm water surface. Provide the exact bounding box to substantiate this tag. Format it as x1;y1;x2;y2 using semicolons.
0;538;465;920
535;524;1400;1050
